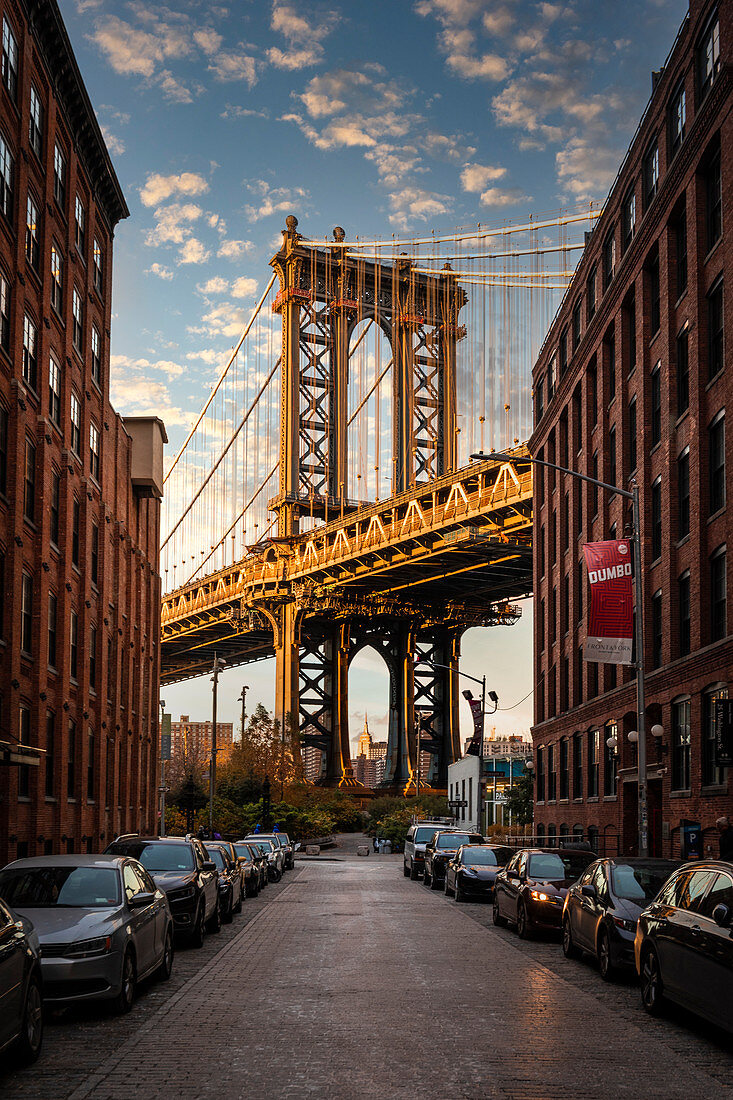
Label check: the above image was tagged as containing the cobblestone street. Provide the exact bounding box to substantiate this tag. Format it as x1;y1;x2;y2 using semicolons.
3;838;732;1100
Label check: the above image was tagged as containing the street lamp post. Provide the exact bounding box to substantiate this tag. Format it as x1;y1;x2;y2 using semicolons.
471;449;648;857
209;653;226;837
238;685;249;740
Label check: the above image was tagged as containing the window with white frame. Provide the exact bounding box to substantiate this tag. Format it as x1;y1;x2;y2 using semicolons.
89;421;100;481
0;271;8;351
2;17;18;101
22;314;37;390
0;131;13;219
72;287;83;352
70;391;81;454
93;238;103;294
91;325;101;385
49;353;61;425
25;193;39;269
53;143;66;209
50;244;63;313
29;85;43;158
74;195;86;257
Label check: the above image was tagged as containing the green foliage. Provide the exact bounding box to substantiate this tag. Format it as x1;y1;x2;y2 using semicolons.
364;793;449;836
504;772;534;826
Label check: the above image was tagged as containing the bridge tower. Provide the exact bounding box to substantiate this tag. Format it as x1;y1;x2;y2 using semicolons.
270;217;467;789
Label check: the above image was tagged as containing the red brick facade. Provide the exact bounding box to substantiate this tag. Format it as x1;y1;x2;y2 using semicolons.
530;0;733;858
0;0;164;864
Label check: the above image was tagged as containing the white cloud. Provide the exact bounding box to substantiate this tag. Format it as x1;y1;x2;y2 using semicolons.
387;187;452;229
460;163;507;192
145;203;203;246
444;47;510;81
479;186;531;207
556;137;622;200
110;376;192;428
414;0;487;26
89;11;196;101
193;28;223;54
244;180;309;221
190;303;248;339
208;51;258;86
267;2;338;69
146;262;174;280
111;353;185;379
217;239;254;259
220;104;269;120
231;276;258;298
100;126;125;156
178;238;210;265
186;348;224;364
140;172;209;207
197;276;229;295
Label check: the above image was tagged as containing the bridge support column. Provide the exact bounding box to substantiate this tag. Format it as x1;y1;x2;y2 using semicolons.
275;603;300;737
380;623;415;790
327;623;357;786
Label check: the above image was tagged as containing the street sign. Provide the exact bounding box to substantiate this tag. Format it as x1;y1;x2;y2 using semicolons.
160;712;172;761
714;698;733;767
448;799;468;808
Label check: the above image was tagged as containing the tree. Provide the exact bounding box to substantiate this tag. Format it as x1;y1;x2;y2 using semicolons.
504;772;533;827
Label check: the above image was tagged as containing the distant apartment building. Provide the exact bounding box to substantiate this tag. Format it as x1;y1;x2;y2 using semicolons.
353;716;388;788
302;741;323;783
171;715;234;766
530;0;732;856
0;0;166;866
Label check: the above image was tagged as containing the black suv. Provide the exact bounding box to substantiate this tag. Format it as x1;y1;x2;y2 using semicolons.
105;836;219;947
423;830;483;889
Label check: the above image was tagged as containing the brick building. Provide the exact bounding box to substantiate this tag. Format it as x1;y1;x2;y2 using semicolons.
171;715;234;766
0;0;166;865
530;0;732;858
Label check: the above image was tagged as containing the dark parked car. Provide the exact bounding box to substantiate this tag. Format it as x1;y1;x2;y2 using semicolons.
205;845;243;922
0;897;43;1064
213;840;259;898
245;838;283;881
493;848;594;938
105;837;219;947
562;858;681;980
423;831;483;889
635;860;733;1033
234;842;267;892
444;844;513;902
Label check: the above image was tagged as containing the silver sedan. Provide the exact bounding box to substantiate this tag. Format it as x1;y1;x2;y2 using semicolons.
0;855;174;1014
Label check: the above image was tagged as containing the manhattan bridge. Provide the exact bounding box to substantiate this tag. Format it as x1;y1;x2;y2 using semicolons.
159;208;600;791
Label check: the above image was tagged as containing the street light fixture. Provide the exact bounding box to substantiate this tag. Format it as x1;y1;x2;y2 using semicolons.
209;654;226;836
238;685;249;740
472;448;649;857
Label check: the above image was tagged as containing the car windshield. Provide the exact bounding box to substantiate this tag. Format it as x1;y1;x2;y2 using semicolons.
415;827;438;843
251;840;274;854
437;834;478;848
0;866;121;908
528;854;567;880
107;841;195;872
461;849;497;866
279;835;291;845
611;863;677;902
232;845;252;860
208;849;227;870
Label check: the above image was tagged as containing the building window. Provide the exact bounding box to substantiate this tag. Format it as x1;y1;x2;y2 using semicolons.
559;328;568;376
609;425;616;490
677;327;689;415
72;498;80;567
67;719;76;799
588;729;599;798
678;570;690;657
606;327;616;401
72;288;83;353
642;141;659;208
709;410;725;515
53;144;66;209
50;245;63;313
706;145;722;252
89;624;97;691
563;494;569;550
0;133;13;220
24;439;36;523
710;545;727;642
589;362;597;426
87;727;95;800
48;591;58;669
669;81;686;155
672;209;687;306
548;354;557;398
559;737;569;800
49;354;61;426
651;476;662;560
2;17;18;100
604;722;618;797
678;447;690;540
603;231;616;290
74;196;86;257
586;265;596;320
703;685;728;786
45;711;55;798
591;450;599;515
25;194;39;270
572;300;581;352
29;86;43;158
91;326;101;385
18;706;30;799
537;747;545;802
547;744;556;801
650;362;661;445
625;293;636;373
0;406;6;498
50;470;60;545
0;272;8;351
576;563;583;622
628;396;637;474
698;10;720;101
707;279;724;381
671;698;691;791
91;522;99;586
90;422;100;481
70;610;78;681
622;187;636;251
93;239;103;294
651;589;663;668
648;249;660;336
573;732;582;798
70;392;81;455
21;573;33;654
23;314;37;391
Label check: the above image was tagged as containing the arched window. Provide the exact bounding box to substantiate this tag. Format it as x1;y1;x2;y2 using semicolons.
588;825;599;852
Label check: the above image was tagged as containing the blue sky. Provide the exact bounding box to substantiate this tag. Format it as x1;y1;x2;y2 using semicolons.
60;0;687;748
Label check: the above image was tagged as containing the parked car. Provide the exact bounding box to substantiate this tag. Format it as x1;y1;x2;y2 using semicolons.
275;833;295;870
404;822;457;880
493;848;594;938
635;860;733;1033
105;836;219;948
253;833;291;872
562;857;681;980
205;844;243;922
0;897;43;1063
216;840;259;897
444;844;513;902
244;838;283;881
423;831;483;890
233;842;266;893
0;856;174;1014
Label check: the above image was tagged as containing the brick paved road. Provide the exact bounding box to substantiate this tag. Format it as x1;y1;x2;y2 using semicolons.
3;838;732;1099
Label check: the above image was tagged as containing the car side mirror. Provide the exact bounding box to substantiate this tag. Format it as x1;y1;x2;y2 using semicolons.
202;861;216;872
294;842;301;851
129;891;156;909
581;884;597;900
712;903;732;929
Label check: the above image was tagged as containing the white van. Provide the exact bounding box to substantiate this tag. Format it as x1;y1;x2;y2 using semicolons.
403;822;458;880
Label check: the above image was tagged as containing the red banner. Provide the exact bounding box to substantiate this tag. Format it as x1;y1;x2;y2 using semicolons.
583;539;633;665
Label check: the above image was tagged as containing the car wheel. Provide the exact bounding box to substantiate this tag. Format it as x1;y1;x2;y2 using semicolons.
455;882;464;903
562;916;580;959
403;860;410;877
410;861;419;881
423;866;432;887
15;973;43;1064
223;893;234;924
157;927;174;981
517;900;532;939
429;871;441;891
113;950;136;1014
598;929;616;982
234;888;243;914
492;896;506;926
640;945;665;1016
206;899;222;934
189;902;206;949
444;875;452;897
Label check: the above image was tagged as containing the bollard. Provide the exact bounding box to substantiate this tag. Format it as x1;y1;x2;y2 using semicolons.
357;845;370;857
305;844;321;856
